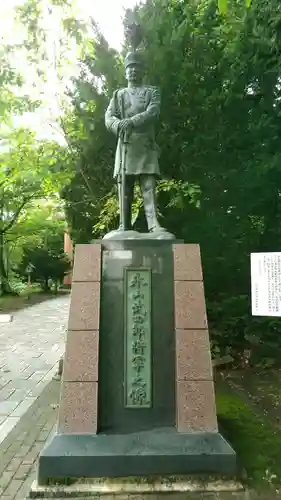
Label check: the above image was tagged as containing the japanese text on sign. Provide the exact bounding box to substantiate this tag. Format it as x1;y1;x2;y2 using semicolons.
251;252;281;316
124;269;152;408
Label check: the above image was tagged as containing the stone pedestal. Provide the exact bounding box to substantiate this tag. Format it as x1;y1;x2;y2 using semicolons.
36;240;235;484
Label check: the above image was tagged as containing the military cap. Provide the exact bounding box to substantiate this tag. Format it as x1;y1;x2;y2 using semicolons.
124;50;143;69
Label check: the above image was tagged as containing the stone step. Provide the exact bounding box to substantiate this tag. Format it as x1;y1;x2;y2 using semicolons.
26;492;279;500
29;478;244;499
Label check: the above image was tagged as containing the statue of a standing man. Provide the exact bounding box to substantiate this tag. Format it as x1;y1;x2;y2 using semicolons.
105;48;168;237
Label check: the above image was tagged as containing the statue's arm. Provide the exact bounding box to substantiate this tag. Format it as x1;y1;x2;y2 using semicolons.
105;91;121;135
131;87;160;128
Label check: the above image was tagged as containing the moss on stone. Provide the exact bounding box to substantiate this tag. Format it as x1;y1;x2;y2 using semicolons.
216;384;281;488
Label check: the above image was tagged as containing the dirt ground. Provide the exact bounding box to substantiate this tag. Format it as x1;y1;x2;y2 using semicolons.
219;369;281;429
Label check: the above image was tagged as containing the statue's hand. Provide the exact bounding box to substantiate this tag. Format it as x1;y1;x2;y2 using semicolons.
119;119;133;136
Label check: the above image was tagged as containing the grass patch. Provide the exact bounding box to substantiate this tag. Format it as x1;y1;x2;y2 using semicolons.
216;383;281;489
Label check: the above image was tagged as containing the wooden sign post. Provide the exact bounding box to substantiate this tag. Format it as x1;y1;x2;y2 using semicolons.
25;262;35;300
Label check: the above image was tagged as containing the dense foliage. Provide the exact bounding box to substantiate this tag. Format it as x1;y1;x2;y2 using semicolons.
0;0;80;295
60;0;281;365
15;246;71;292
0;0;279;364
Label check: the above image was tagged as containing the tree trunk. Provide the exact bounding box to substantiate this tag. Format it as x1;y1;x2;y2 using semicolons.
0;232;14;295
0;199;13;295
43;278;50;292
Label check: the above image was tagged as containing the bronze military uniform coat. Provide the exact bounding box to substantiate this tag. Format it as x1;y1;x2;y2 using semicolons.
105;86;161;178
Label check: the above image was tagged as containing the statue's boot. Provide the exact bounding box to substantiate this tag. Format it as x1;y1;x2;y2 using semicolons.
140;175;167;233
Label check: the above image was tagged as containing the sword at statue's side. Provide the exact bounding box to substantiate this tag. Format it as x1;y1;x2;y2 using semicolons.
118;95;129;231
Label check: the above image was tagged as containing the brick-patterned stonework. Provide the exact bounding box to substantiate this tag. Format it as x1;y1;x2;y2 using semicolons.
173;244;217;433
58;244;101;435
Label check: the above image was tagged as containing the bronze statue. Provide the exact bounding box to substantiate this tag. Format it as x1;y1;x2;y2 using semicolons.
104;15;175;240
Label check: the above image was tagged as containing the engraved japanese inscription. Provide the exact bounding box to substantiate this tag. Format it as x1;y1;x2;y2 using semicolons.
124;268;152;408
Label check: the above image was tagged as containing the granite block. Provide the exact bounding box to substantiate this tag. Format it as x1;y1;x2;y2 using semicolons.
58;382;98;434
174;281;208;329
68;282;100;331
38;429;236;484
63;330;99;382
173;244;203;281
176;380;218;432
72;244;101;282
176;329;213;381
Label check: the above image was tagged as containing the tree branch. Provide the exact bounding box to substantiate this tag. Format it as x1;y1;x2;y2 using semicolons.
1;197;33;234
58;117;94;196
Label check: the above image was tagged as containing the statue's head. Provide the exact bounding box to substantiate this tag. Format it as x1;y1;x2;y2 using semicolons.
124;51;143;85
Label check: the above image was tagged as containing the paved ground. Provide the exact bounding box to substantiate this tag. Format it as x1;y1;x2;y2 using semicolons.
0;379;60;499
0;295;69;446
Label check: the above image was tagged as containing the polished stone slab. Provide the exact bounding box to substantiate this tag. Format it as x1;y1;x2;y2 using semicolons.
38;427;236;483
98;240;176;434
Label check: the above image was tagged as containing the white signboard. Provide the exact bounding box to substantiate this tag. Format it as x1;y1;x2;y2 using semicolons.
251;252;281;316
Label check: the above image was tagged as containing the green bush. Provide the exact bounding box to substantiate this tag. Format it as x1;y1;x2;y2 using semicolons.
14;247;71;292
208;294;281;367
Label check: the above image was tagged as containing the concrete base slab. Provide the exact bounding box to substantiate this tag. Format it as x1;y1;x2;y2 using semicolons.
37;428;236;485
30;476;243;498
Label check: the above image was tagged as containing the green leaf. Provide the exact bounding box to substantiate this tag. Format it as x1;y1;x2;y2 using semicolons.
218;0;228;14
